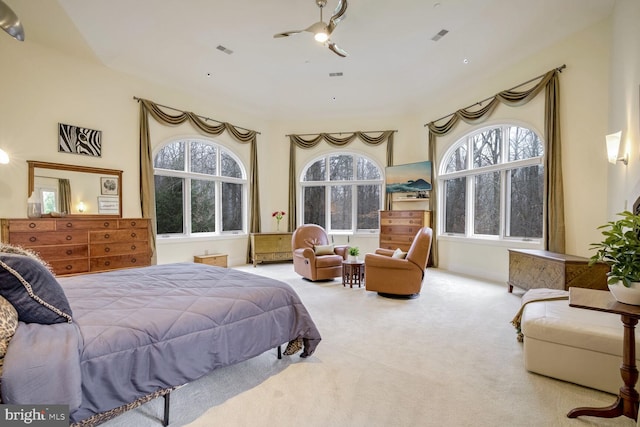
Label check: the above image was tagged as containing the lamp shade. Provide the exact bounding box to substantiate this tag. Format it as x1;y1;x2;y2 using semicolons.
0;148;9;164
606;131;622;164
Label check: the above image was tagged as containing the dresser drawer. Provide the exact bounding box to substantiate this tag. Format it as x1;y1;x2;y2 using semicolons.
9;230;88;246
4;219;56;232
30;244;88;261
49;258;90;275
56;219;118;230
118;219;148;229
90;241;149;257
90;254;150;271
253;235;290;252
380;225;423;235
380;210;426;219
89;229;148;243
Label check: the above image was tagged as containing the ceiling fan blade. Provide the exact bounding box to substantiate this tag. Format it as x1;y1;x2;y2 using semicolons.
0;0;25;41
328;42;348;58
327;0;347;34
273;29;304;38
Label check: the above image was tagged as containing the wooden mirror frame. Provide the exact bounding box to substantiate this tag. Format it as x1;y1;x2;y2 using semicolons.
28;160;123;218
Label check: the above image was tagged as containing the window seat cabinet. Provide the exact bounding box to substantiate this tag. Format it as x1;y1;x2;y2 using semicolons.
1;218;152;275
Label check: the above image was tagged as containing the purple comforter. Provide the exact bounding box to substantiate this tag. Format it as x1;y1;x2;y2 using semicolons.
2;263;321;423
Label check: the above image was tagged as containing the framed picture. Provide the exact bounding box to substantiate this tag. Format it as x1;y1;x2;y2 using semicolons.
100;176;119;196
58;123;102;157
97;196;120;214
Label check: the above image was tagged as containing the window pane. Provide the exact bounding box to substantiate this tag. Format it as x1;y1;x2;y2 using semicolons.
304;159;325;181
509;127;544;161
41;190;56;214
154;142;185;170
445;145;468;173
472;128;501;168
191;179;215;233
190;141;216;175
331;185;352;230
221;182;243;231
444;177;466;234
329;155;353;181
508;165;543;238
357;157;381;180
474;172;500;235
357;185;380;229
155;175;184;234
304;186;325;227
221;151;242;178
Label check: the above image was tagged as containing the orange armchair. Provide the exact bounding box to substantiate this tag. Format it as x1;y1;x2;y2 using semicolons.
292;224;349;281
364;227;433;298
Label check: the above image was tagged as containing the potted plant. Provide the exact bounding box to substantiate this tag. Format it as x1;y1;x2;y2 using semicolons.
348;246;360;262
590;211;640;305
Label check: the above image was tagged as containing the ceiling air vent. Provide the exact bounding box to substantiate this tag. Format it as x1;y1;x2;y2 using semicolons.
431;29;449;42
329;72;343;77
216;45;233;55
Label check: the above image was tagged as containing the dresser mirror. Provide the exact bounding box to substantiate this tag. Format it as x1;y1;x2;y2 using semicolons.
28;160;123;218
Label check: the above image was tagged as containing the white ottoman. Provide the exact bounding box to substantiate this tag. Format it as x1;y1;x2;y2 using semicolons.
521;297;640;394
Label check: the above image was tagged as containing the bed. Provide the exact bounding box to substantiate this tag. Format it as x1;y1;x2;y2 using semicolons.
0;253;321;426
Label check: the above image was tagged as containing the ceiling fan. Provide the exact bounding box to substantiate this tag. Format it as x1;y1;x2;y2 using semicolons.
0;0;25;41
273;0;348;57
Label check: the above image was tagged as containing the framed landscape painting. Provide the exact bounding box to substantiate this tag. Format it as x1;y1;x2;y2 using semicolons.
385;161;432;199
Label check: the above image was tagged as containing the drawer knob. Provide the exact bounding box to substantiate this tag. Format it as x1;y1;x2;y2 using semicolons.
29;223;36;229
105;261;111;266
104;233;110;239
131;258;137;263
66;235;72;241
131;233;137;238
103;222;110;228
130;221;137;226
105;247;110;253
131;245;136;250
65;265;72;270
65;222;72;228
29;236;36;242
66;250;72;255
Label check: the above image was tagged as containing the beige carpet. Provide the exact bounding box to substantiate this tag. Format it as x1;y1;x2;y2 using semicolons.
102;264;637;427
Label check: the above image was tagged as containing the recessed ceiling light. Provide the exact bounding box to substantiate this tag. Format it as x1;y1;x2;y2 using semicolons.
434;2;441;8
463;58;470;64
329;72;343;77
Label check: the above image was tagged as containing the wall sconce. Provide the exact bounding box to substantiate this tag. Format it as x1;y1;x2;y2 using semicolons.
0;148;9;164
77;202;86;213
606;131;628;165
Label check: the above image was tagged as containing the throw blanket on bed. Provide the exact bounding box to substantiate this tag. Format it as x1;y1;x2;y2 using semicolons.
510;288;569;342
2;263;321;424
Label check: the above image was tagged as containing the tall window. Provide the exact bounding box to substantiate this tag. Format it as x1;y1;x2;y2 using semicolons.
300;153;383;232
154;139;247;237
440;124;544;241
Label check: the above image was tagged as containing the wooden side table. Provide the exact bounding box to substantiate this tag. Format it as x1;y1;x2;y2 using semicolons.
567;287;640;421
194;253;228;268
342;260;365;288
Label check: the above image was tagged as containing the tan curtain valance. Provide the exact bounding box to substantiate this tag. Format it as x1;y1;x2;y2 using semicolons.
424;66;566;267
137;98;261;263
288;130;395;231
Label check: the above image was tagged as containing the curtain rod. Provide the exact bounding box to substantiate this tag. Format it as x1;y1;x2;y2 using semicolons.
133;96;261;135
424;64;566;127
285;129;397;137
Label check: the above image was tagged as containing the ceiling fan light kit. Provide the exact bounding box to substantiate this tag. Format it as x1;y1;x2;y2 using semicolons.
274;0;348;57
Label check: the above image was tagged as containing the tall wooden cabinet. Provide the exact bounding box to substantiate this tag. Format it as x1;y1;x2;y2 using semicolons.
1;217;151;275
379;210;431;252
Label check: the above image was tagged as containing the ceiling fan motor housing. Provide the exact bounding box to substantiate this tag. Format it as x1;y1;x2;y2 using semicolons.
316;0;327;8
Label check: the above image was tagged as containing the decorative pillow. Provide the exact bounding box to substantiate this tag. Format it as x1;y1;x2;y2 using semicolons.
0;254;73;324
0;243;53;273
392;248;407;259
0;294;18;398
314;244;335;256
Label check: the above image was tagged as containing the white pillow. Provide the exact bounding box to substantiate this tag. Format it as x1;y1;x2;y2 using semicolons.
314;244;335;255
392;248;407;259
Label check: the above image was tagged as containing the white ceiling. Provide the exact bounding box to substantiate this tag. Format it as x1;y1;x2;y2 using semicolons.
9;0;614;121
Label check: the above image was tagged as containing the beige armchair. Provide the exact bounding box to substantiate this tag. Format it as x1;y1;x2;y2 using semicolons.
292;224;349;281
364;227;433;298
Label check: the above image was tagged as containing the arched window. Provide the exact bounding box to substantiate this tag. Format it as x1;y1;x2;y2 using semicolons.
439;124;544;240
154;138;247;237
300;152;383;233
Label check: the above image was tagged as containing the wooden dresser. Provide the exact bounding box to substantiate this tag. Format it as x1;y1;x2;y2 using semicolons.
250;232;293;267
379;210;431;252
1;217;151;275
507;249;609;293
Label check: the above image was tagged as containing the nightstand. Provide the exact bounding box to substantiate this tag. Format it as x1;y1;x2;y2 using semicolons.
193;253;228;268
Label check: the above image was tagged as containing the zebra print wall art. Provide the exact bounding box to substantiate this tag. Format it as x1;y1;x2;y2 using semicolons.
58;123;102;157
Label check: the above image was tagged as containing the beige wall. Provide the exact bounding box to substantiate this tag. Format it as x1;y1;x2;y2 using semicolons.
0;9;620;280
607;0;640;216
